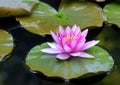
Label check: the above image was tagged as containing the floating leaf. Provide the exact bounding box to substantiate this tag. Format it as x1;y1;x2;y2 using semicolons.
26;43;114;79
0;0;39;17
16;0;106;35
0;29;14;59
104;2;120;27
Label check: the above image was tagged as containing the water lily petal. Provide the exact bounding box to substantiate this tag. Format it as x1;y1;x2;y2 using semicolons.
70;39;77;48
56;54;70;60
81;29;88;38
70;52;94;58
41;48;61;54
56;44;64;52
72;24;81;35
64;45;71;53
50;31;60;45
59;25;66;37
65;26;71;35
76;26;81;35
74;37;86;52
81;40;100;50
47;42;57;49
70;32;81;49
62;39;72;52
72;24;77;32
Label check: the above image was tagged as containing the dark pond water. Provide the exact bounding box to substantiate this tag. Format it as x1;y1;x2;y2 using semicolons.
0;16;120;85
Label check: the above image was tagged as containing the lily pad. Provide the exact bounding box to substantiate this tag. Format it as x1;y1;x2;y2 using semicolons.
0;0;39;17
104;2;120;27
26;43;114;80
0;29;14;59
16;0;106;35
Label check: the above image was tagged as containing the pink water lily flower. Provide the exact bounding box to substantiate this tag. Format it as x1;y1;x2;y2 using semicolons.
41;25;99;60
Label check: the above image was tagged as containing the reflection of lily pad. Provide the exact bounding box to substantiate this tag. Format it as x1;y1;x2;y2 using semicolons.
16;0;106;35
26;43;114;80
0;0;39;17
104;2;120;27
0;29;14;59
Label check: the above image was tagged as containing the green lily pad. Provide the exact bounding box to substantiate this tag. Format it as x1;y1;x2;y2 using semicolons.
0;29;14;59
16;0;106;35
26;43;114;79
104;2;120;27
0;0;39;17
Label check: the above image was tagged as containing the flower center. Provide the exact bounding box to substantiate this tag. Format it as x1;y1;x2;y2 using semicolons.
63;36;78;42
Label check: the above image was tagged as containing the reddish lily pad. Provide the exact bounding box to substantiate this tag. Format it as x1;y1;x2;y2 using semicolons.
0;0;39;17
0;29;14;59
26;43;114;79
104;2;120;27
16;0;106;35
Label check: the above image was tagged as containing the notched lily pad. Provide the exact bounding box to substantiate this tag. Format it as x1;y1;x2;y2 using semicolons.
0;29;14;59
26;43;114;80
16;0;106;35
0;0;39;17
104;2;120;27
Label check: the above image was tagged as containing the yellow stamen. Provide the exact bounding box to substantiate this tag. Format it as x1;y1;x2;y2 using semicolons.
63;36;78;42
